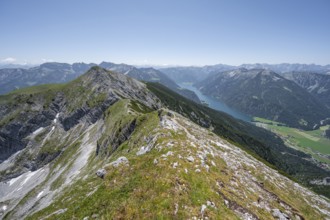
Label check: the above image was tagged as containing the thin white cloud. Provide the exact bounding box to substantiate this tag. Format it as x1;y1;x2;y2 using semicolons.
41;58;54;63
1;57;17;63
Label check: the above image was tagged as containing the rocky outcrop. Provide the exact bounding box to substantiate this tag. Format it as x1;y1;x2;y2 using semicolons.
62;98;118;131
272;209;289;220
108;156;129;167
0;92;66;163
96;119;136;156
96;169;106;179
0;109;55;162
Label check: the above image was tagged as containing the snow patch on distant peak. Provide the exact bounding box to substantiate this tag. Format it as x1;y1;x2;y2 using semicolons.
228;70;239;77
308;82;319;92
272;75;281;81
283;86;292;92
317;87;328;94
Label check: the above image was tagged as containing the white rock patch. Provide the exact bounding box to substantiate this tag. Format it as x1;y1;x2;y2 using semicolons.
186;156;194;162
161;117;178;131
37;191;44;199
33;127;44;135
109;157;129;167
136;146;150;155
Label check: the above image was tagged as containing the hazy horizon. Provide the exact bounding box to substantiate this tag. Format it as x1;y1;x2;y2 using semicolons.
1;60;330;69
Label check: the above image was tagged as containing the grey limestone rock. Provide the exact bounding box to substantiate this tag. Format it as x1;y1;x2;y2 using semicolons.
109;156;129;167
96;169;106;179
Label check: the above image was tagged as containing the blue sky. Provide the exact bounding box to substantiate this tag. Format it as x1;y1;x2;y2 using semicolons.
0;0;329;66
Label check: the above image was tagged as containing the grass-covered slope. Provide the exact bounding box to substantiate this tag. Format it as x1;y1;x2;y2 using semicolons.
147;82;330;197
26;108;330;219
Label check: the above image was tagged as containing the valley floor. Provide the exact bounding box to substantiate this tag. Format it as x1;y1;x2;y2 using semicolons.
253;117;330;171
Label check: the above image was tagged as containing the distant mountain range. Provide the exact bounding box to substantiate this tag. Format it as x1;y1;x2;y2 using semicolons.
195;68;330;130
0;62;96;95
160;64;236;83
0;63;36;69
240;63;330;74
160;63;330;83
0;62;200;103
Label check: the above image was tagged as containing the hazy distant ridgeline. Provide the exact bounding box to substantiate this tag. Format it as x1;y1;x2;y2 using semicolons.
160;63;330;84
1;62;330;96
0;62;200;103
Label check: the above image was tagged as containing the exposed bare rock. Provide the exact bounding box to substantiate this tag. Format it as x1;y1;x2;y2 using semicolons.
108;156;129;167
96;169;106;179
187;156;195;162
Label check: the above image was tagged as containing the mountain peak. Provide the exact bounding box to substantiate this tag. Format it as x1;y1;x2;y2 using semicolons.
196;68;329;129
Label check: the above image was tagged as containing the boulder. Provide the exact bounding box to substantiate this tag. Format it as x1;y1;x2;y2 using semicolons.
187;156;194;162
96;169;106;179
272;209;289;220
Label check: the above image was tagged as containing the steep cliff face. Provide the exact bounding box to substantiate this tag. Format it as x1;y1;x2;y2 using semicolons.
0;67;329;219
0;67;160;181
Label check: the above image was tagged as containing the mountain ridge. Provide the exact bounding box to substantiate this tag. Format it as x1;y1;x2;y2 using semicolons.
0;62;200;103
99;62;201;103
195;68;330;130
0;67;329;219
159;63;330;84
282;71;330;108
0;66;160;177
